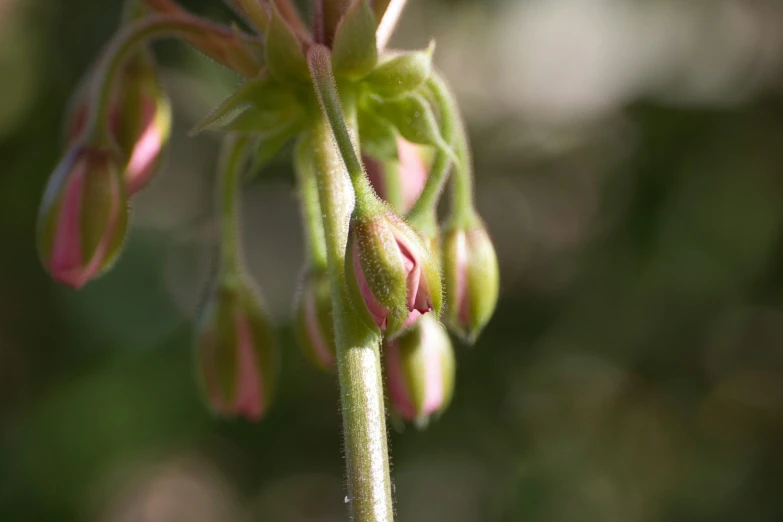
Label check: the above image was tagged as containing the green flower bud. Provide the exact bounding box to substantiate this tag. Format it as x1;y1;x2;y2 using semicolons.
293;268;336;371
364;42;434;99
195;274;279;421
385;313;455;428
331;0;378;79
442;224;500;343
37;145;129;289
345;211;443;338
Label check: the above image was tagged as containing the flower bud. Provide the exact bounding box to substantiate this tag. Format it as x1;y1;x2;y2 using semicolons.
36;145;129;289
442;224;500;343
293;268;336;371
385;314;455;427
364;138;428;214
195;276;279;421
345;211;442;337
113;59;172;194
65;52;171;195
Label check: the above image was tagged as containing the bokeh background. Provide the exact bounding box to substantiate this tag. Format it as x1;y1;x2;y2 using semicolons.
3;0;783;520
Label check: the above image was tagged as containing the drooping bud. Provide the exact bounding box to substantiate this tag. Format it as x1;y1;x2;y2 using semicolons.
36;145;129;289
293;268;336;371
65;51;171;195
385;313;455;427
345;211;442;338
442;224;500;343
195;275;279;421
113;54;172;194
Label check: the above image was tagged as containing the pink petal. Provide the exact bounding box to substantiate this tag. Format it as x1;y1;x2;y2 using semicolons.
233;311;264;420
385;342;417;421
396;138;428;213
126;100;162;194
304;286;334;367
50;160;86;288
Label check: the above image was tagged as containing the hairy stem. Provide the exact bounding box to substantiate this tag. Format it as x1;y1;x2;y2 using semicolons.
308;45;395;522
294;137;328;269
406;72;459;223
308;44;382;217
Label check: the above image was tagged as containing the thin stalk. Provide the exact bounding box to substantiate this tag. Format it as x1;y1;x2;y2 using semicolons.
84;14;258;140
294;137;328;269
406;72;459;223
218;135;251;274
448;112;480;227
308;44;395;522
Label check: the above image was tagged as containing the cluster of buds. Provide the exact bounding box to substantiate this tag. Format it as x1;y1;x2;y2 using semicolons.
35;0;500;427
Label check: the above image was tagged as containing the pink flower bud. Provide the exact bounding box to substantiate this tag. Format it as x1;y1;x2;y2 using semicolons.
385;314;455;427
364;138;428;213
442;224;500;343
196;279;279;421
65;52;171;195
36;145;129;289
345;211;442;338
293;268;336;371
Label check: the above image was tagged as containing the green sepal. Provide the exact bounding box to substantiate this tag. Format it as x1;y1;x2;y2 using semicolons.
363;41;434;99
371;93;453;162
332;0;378;80
246;118;304;177
265;6;309;86
358;107;399;159
190;75;293;135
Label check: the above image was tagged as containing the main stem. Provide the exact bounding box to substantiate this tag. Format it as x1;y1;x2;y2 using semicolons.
308;46;394;521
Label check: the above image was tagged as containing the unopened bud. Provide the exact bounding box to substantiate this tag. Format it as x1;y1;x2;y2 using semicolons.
293;268;336;371
195;276;279;421
36;145;129;289
365;138;428;213
345;211;442;338
442;224;499;343
65;52;171;195
385;314;455;427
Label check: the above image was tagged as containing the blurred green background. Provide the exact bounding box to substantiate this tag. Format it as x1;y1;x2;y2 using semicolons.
3;0;783;520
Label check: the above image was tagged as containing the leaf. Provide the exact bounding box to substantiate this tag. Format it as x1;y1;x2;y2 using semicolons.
332;0;378;80
364;41;434;99
265;6;309;86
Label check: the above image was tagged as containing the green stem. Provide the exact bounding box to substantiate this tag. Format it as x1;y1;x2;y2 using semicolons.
83;13;257;140
308;44;383;218
307;46;394;522
310;117;394;522
218;135;250;274
406;72;459;223
294;137;328;269
448;113;480;226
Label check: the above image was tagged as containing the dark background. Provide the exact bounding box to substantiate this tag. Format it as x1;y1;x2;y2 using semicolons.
3;0;783;520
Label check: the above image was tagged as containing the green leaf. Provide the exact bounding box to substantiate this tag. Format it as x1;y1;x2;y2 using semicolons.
358;107;399;159
364;41;434;99
265;6;309;86
332;0;378;79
